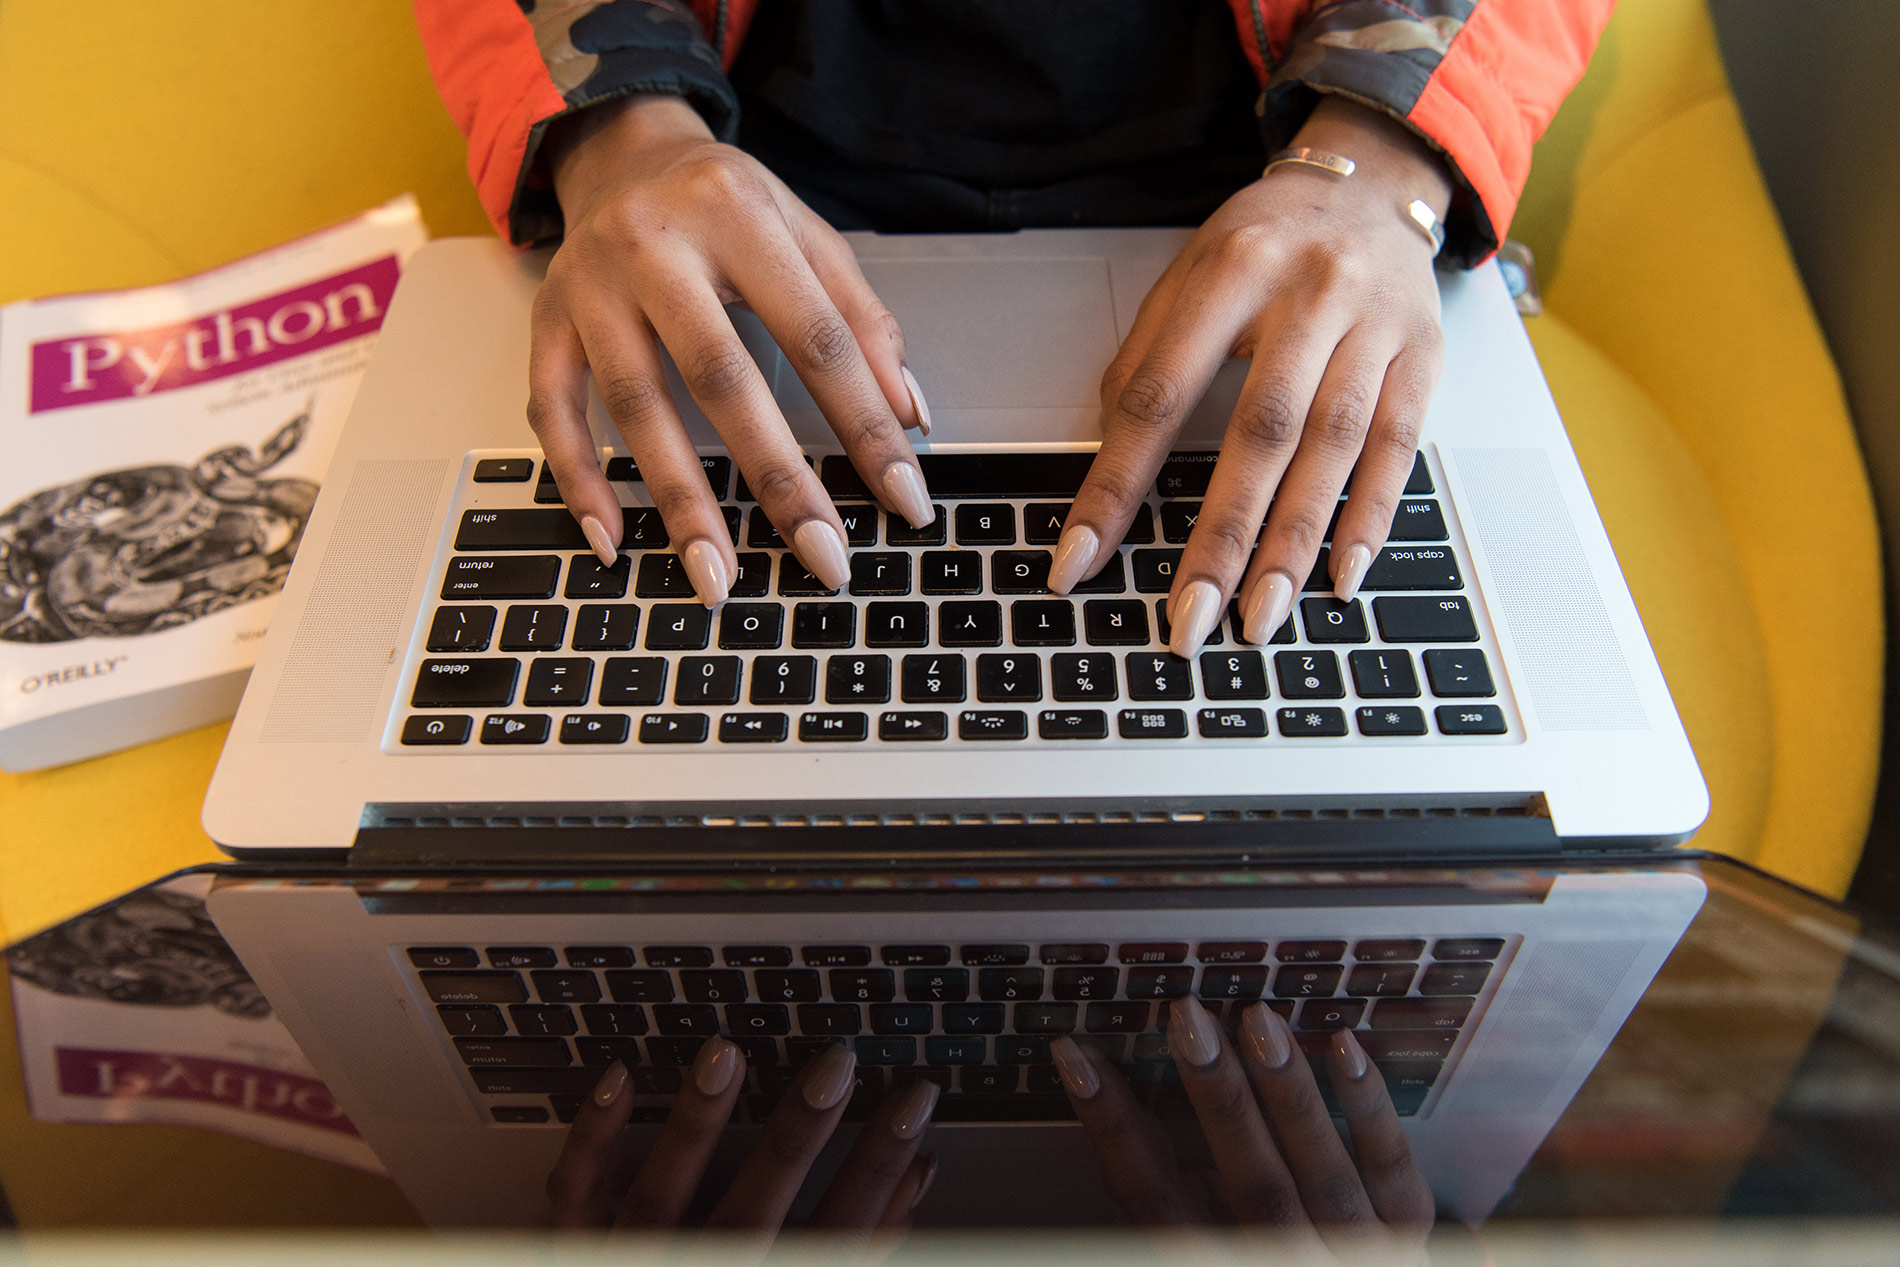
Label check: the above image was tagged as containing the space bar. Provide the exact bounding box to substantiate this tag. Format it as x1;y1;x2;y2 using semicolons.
820;453;1096;500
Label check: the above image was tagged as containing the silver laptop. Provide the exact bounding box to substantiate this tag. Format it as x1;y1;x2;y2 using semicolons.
201;228;1706;858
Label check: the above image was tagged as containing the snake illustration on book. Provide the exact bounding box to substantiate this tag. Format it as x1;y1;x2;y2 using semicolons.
0;406;320;643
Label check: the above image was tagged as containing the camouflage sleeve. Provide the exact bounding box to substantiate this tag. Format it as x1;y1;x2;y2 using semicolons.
1256;0;1612;268
415;0;740;246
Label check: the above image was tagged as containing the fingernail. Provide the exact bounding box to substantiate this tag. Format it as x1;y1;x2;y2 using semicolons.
792;519;851;591
1241;571;1295;645
1333;543;1374;603
910;1154;939;1211
890;1077;941;1139
592;1060;630;1107
802;1043;858;1111
681;538;730;607
1335;1028;1370;1081
1047;524;1099;595
881;461;935;530
1168;580;1222;659
693;1037;741;1097
1169;997;1222;1068
1050;1035;1100;1100
580;514;618;568
902;365;932;436
1241;1002;1294;1070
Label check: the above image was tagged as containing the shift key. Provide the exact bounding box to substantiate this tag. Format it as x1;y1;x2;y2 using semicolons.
441;555;561;600
412;658;519;708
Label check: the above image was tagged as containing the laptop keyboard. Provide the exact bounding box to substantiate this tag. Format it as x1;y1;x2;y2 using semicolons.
411;935;1508;1126
394;447;1511;751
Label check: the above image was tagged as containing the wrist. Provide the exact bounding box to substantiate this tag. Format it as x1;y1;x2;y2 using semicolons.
549;93;715;221
1290;96;1453;216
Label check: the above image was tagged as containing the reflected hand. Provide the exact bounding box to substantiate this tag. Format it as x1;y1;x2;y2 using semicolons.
1054;998;1433;1255
536;94;934;606
548;1039;938;1232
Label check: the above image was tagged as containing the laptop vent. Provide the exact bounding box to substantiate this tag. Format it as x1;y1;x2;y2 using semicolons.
363;803;1540;831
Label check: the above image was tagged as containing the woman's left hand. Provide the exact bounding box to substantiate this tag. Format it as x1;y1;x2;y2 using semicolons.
1050;97;1454;658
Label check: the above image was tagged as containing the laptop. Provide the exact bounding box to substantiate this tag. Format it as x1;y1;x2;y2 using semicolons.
200;227;1706;859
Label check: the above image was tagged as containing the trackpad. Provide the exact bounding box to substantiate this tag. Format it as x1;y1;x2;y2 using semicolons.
772;257;1119;411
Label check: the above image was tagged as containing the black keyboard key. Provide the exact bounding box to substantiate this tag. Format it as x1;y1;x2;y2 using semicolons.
900;654;965;702
992;551;1052;594
904;968;969;1001
437;1005;507;1036
413;658;521;711
1022;503;1068;544
1424;648;1495;697
719;603;784;649
633;1068;684;1095
645;1038;708;1067
653;1004;721;1036
879;710;949;740
1198;707;1267;738
850;552;912;595
470;1068;595;1096
757;970;823;1003
473;457;534;482
777;555;837;596
1301;598;1370;643
1083;599;1150;646
639;713;709;743
865;601;929;647
1356;706;1427;736
674;655;742;706
750;655;817;705
888;452;1091;498
1131;549;1179;593
975;654;1041;702
524;658;593;707
1298;999;1367;1030
1274;965;1344;998
1052;967;1118;999
1126;967;1195;999
1420;963;1493;995
1371;997;1474;1029
958;1065;1014;1092
826;654;890;704
885;946;951;967
746;507;786;549
1039;709;1108;739
619;508;669;550
836;504;879;547
791;602;855;648
870;1005;933;1035
566;554;630;600
942;1004;1006;1034
955;503;1015;545
1373;595;1478;642
1278;941;1347;963
1275;650;1344;699
1200;650;1268;700
920;551;982;594
580;1004;648;1036
422;971;527;1004
1118;708;1188;738
886;506;947;546
1156;452;1218;498
1354;939;1426;962
730;552;772;598
599;657;666;705
1365;546;1461;591
830;969;895;1002
454;509;588;551
1199;942;1268;963
994;1035;1049;1065
411;947;480;970
1011;600;1076;646
963;944;1030;967
796;1004;862;1035
1349;649;1419;698
855;1037;917;1065
1276;707;1347;737
1085;1002;1151;1033
1388;499;1448;541
680;970;749;1004
1051;653;1117;701
977;967;1043;1000
939;601;1003;646
566;947;633;969
442;554;562;601
605;970;674;1003
499;604;568;651
427;605;496;652
1125;652;1193;701
720;946;792;969
510;1004;578;1036
1347;964;1418;997
481;713;551;744
572;603;639;650
800;712;869;741
642;946;714;968
1404;452;1433;495
644;603;712;650
1432;938;1504;962
533;970;602;1003
719;711;789;743
1014;1003;1078;1033
1159;501;1200;544
1436;704;1506;735
726;1005;791;1037
1198;967;1267;1001
954;708;1024;739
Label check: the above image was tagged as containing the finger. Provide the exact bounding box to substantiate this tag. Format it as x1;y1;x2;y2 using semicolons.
1053;268;1251;595
1327;336;1443;603
527;287;620;566
1097;252;1192;411
1163;306;1345;657
809;1076;942;1229
1326;1028;1435;1232
718;225;934;530
639;280;853;591
1232;1003;1381;1238
611;1037;747;1228
546;1061;637;1228
570;303;737;606
875;1153;938;1230
1051;1035;1204;1226
1233;328;1391;646
704;1040;858;1231
1167;997;1322;1232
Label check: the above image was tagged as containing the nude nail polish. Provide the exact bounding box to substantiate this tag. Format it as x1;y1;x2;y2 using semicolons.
1241;571;1295;645
1335;1028;1369;1081
1169;997;1222;1068
1241;1002;1294;1070
910;1154;939;1211
580;514;618;568
802;1043;858;1111
882;461;935;530
592;1060;630;1107
1168;580;1223;659
1047;525;1099;595
1333;543;1374;603
1050;1036;1100;1100
890;1077;941;1139
902;365;932;436
792;519;852;591
693;1037;741;1097
681;539;730;607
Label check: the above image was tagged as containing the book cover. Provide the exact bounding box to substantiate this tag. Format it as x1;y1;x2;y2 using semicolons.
0;196;427;770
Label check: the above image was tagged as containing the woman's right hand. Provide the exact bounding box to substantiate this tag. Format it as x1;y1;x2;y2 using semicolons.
535;94;935;606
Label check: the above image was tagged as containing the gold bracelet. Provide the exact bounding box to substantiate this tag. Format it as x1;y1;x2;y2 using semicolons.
1262;147;1356;178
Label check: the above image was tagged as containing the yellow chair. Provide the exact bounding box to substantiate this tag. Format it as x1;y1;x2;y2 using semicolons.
0;0;1879;1227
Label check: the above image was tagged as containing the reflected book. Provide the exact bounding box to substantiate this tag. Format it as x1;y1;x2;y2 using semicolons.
0;196;427;771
